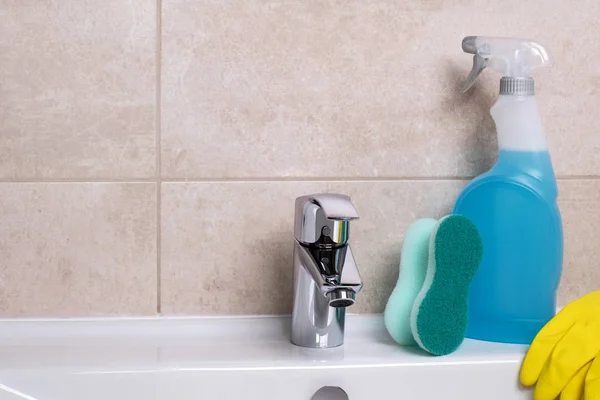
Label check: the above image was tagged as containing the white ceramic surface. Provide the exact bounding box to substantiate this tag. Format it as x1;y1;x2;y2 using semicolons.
0;315;532;400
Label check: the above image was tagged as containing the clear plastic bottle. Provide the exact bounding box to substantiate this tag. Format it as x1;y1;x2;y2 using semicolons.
454;37;563;344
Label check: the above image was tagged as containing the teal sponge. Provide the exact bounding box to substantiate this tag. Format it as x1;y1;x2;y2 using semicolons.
410;215;483;356
384;218;437;345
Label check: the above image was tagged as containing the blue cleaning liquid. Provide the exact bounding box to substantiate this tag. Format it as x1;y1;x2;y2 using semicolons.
453;150;563;344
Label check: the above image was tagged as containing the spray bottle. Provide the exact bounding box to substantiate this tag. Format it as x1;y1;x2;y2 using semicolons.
454;36;563;344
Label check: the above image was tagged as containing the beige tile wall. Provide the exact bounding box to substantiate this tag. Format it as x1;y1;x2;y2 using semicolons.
0;0;598;316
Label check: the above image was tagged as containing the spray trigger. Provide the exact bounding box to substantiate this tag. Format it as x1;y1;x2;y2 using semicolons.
462;53;487;93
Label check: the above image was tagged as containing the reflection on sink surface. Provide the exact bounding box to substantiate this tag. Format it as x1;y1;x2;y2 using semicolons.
0;315;532;400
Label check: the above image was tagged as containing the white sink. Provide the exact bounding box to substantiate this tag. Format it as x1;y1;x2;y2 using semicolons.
0;315;532;400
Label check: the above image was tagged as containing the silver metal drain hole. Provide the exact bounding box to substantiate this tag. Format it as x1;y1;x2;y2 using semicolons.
311;386;349;399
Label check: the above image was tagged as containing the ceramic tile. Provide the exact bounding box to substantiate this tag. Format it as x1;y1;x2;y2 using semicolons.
0;183;157;316
0;1;156;179
161;178;600;315
161;0;600;179
557;180;600;306
160;181;464;314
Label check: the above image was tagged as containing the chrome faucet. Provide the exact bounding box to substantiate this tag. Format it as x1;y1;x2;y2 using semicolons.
291;193;362;348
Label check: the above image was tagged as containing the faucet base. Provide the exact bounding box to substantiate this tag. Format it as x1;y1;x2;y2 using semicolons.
290;307;346;349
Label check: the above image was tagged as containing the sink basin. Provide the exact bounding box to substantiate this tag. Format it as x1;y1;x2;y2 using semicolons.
0;314;532;399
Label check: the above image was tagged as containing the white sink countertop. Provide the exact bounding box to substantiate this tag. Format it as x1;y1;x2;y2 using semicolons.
0;314;532;400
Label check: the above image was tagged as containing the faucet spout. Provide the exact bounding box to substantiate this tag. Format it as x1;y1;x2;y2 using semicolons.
295;244;362;302
327;289;356;308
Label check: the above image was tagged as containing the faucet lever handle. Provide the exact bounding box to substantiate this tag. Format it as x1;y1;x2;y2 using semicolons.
308;193;359;221
294;193;359;245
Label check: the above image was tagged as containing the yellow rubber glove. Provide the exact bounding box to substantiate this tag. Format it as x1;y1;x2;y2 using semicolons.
585;354;600;400
520;290;600;400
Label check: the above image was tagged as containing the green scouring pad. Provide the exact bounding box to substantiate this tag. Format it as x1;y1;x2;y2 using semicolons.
410;215;483;356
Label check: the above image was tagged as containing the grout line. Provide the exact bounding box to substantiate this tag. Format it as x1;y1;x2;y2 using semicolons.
0;178;156;183
555;175;600;180
160;176;600;182
159;176;473;183
1;176;599;184
155;0;163;315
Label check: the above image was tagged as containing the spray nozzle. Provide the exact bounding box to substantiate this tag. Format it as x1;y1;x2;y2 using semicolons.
461;36;552;93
